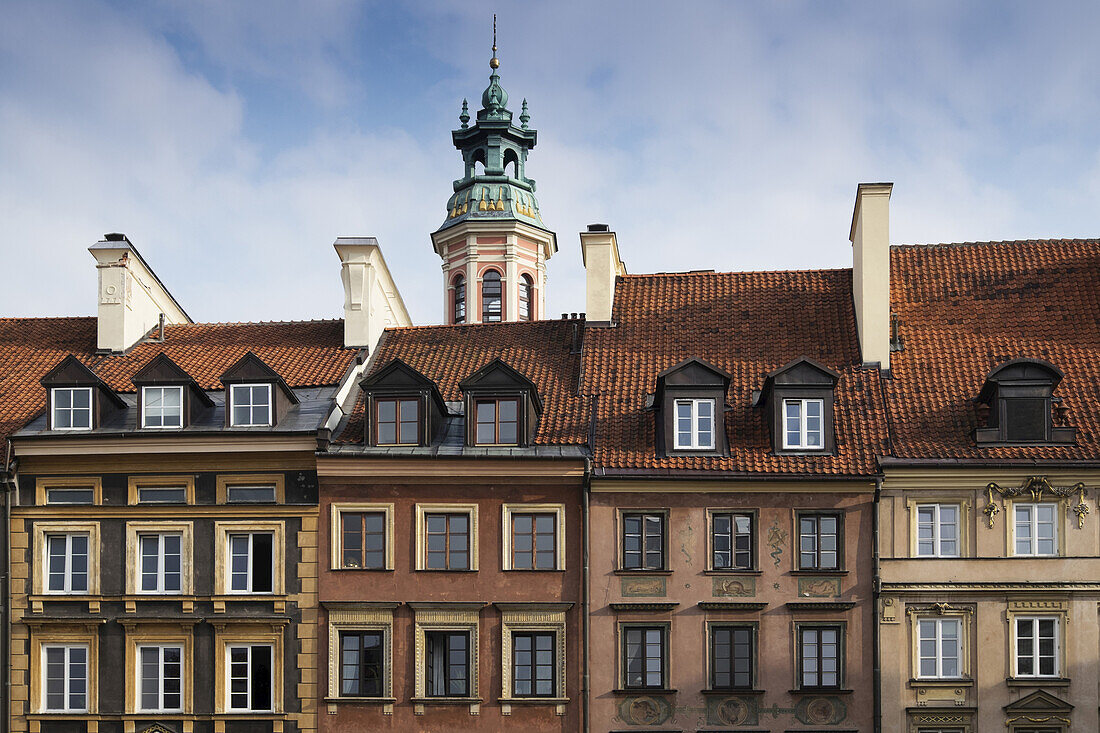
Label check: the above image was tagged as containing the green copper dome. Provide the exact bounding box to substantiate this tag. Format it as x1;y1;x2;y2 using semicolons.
436;49;546;232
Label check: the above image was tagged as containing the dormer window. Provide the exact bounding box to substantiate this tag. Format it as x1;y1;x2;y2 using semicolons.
975;359;1075;445
754;357;838;455
51;387;93;430
230;384;272;427
783;398;824;450
674;398;715;450
142;386;183;429
376;398;420;445
475;398;519;445
651;358;730;457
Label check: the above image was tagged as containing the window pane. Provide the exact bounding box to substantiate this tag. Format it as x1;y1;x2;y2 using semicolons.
251;646;273;710
227;485;277;503
1005;397;1046;441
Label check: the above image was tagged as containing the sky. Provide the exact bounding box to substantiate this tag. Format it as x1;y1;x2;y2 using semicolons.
1;1;1099;325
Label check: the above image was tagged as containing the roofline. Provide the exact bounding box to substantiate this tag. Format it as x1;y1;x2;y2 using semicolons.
878;457;1100;469
592;468;882;481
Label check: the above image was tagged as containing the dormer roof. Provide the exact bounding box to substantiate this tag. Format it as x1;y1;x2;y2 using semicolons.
753;357;840;407
131;352;214;407
40;354;126;409
459;357;543;413
360;358;448;415
220;351;299;405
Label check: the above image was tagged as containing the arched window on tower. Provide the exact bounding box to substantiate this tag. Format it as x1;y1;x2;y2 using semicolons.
453;274;466;324
519;274;534;321
482;270;502;322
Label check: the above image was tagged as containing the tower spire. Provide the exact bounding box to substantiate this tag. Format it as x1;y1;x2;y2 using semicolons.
490;14;499;69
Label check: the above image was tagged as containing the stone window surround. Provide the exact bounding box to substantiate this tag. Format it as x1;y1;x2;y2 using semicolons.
495;602;571;714
124;521;195;596
212;520;286;596
329;503;396;571
414;503;479;572
323;602;398;714
501;503;566;571
121;620;195;715
409;602;484;715
32;521;101;596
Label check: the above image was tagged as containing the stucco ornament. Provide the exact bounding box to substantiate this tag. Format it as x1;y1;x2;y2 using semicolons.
983;476;1089;529
767;518;788;567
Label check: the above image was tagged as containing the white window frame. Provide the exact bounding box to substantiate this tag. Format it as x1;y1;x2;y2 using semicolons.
136;644;184;713
229;383;273;427
782;398;825;450
673;398;715;450
137;532;184;594
915;503;960;558
226;643;274;712
51;387;93;431
1013;502;1058;556
501;503;566;571
45;532;90;594
41;644;89;712
227;532;275;594
916;618;962;679
1013;616;1060;678
141;385;184;429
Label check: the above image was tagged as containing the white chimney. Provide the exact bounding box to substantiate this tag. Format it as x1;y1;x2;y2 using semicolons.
849;183;893;369
334;237;412;350
580;224;626;325
89;233;191;353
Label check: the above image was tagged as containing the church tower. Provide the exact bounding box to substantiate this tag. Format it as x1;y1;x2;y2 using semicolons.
431;23;557;324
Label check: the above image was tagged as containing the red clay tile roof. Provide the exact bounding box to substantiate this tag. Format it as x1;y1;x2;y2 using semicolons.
885;239;1100;461
339;320;589;445
583;270;890;476
0;318;355;442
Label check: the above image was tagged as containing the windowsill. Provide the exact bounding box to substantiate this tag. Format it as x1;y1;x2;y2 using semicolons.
614;569;673;576
1006;676;1070;687
497;697;570;705
909;678;974;688
703;569;762;576
331;567;393;572
789;688;853;695
503;568;566;573
700;688;764;696
409;696;483;705
415;569;479;573
789;569;848;576
324;696;397;704
612;688;677;695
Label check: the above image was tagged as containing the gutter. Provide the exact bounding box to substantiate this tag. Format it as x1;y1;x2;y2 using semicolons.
592;468;882;481
872;475;882;733
877;457;1100;469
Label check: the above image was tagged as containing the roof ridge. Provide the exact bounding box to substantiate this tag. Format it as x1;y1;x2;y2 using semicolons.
0;315;96;323
892;237;1100;250
621;266;852;279
165;318;345;328
386;319;579;333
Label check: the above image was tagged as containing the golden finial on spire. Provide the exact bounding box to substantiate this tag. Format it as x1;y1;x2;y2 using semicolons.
490;14;500;69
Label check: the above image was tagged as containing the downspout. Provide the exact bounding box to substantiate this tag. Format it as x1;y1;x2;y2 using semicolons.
2;438;14;729
582;456;591;733
872;475;883;733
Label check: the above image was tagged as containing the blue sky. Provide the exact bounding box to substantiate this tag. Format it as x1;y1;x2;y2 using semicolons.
2;1;1098;324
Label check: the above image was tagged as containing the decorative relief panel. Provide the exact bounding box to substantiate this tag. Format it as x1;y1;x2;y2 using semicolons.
983;476;1089;529
706;695;759;726
621;576;666;597
712;576;755;597
617;695;672;726
798;576;841;598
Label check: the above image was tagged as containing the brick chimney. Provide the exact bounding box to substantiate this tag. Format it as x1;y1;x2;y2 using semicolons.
580;224;626;326
849;183;893;369
89;233;191;353
334;237;412;350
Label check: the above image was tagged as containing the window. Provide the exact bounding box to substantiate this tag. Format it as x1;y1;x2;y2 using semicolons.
711;511;753;570
510;513;557;570
139;533;183;593
375;398;419;445
916;504;960;557
1014;617;1058;677
673;398;715;450
229;384;272;427
783;398;824;449
474;398;519;445
482;270;502;322
1014;503;1057;556
138;487;187;504
46;533;89;593
622;512;665;570
38;477;102;506
426;631;470;696
518;274;533;321
425;513;470;570
798;625;842;689
453;274;466;324
622;626;666;690
142;386;183;429
51;387;92;430
513;632;554;697
228;532;274;593
127;476;195;506
339;631;384;697
341;511;386;569
917;619;961;679
42;645;88;712
798;513;840;570
229;485;278;503
227;644;273;711
45;488;95;504
1004;398;1047;442
138;645;183;712
711;625;754;689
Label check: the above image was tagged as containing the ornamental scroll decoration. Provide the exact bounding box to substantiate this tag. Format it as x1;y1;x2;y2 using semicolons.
982;476;1089;529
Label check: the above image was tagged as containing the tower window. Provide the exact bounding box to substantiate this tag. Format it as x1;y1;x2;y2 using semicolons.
482;270;502;322
519;274;533;321
453;274;466;324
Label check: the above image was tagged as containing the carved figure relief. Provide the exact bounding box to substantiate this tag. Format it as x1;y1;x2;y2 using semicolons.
712;576;755;597
767;518;788;567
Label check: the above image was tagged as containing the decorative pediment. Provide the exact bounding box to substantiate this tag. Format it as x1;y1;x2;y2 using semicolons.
1003;688;1073;713
459;358;541;411
40;354;126;408
982;476;1089;529
753;356;838;406
656;357;731;392
140;725;177;733
220;351;298;404
131;353;214;407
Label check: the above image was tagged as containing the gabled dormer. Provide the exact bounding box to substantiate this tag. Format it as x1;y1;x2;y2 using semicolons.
220;352;299;428
131;353;214;429
975;358;1075;445
359;359;448;447
40;355;125;431
458;358;542;447
648;357;730;457
753;357;839;455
